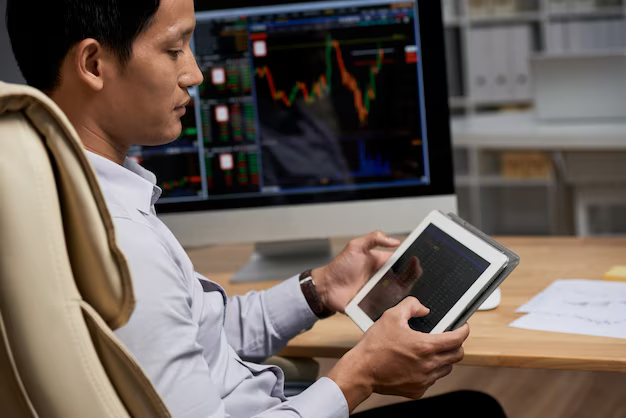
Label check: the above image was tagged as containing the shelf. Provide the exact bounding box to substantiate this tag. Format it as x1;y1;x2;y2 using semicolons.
468;12;542;25
477;175;554;187
471;98;533;108
533;50;626;60
454;175;553;187
547;7;625;19
451;111;626;149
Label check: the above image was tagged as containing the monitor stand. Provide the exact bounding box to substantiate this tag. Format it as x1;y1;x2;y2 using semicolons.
231;239;335;283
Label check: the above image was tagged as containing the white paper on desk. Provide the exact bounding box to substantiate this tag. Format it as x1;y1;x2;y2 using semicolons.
516;279;626;322
510;279;626;339
510;312;626;339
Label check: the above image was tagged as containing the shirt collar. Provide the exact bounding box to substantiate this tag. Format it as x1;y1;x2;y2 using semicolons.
86;150;162;215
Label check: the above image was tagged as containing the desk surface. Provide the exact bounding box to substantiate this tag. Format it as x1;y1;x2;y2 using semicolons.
188;237;626;373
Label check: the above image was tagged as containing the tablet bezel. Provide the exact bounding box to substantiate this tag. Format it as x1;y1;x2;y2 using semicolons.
345;210;509;333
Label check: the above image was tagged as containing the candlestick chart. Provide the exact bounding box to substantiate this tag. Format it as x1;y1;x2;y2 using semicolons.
256;34;386;126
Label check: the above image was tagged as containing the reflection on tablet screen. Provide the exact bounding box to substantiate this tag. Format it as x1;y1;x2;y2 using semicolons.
358;224;490;332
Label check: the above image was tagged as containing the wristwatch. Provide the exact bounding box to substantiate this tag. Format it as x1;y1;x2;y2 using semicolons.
299;269;335;319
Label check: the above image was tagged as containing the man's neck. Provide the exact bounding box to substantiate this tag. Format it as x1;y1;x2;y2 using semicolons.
77;122;128;165
51;88;128;165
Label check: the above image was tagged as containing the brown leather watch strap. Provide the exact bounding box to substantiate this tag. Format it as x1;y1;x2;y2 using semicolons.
299;269;335;319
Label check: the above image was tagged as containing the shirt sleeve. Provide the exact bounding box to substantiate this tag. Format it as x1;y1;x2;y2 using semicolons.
251;378;349;418
225;276;319;360
112;218;225;418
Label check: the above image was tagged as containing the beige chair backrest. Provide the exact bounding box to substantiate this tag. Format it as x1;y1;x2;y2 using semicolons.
0;81;171;417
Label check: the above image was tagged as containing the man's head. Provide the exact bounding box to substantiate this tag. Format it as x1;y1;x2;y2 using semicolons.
6;0;204;158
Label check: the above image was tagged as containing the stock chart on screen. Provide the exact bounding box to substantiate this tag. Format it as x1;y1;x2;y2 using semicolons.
129;0;431;204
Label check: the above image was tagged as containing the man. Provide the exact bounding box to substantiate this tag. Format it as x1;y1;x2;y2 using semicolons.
6;1;506;417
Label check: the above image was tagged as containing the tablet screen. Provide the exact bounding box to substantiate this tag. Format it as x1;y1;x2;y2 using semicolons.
357;224;490;332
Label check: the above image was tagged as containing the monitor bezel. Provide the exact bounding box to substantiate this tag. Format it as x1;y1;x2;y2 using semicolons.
158;0;454;214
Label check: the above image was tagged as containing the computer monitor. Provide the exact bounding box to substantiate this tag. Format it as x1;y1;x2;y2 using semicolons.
129;0;456;281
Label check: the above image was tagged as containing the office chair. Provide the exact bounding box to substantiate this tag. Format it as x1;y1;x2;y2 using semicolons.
0;81;172;417
0;81;317;417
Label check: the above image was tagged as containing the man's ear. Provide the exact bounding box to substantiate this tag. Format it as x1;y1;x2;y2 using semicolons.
74;38;107;91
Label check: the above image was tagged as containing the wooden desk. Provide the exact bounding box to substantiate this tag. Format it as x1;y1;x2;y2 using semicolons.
188;237;626;373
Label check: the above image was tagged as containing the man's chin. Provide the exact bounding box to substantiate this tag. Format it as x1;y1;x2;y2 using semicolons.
140;137;179;147
166;121;184;143
140;126;182;147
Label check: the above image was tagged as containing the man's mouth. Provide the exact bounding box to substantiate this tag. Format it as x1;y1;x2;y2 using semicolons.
175;98;191;110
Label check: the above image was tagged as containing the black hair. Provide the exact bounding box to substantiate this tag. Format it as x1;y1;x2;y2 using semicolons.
5;0;160;92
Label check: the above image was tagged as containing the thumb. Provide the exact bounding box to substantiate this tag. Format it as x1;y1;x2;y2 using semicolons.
393;296;430;321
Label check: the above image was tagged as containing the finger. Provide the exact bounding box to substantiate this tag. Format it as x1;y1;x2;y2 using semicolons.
390;296;430;321
425;323;470;352
434;346;465;366
353;231;401;252
430;364;454;382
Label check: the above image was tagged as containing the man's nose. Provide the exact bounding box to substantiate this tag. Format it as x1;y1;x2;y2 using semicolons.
182;52;204;88
188;58;204;87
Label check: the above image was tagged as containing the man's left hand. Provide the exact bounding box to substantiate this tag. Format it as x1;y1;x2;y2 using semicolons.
312;231;401;314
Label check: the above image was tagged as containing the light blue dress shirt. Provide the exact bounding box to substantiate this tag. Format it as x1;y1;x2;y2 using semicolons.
86;151;349;418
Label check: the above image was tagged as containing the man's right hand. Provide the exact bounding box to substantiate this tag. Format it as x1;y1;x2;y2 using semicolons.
327;297;470;412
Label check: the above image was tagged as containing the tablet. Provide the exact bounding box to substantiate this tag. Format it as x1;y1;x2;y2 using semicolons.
345;210;510;334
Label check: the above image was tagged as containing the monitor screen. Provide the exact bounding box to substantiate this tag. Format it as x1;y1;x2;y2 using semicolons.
129;0;453;213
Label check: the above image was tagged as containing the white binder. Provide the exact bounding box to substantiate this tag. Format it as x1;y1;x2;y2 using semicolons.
467;28;493;103
609;20;626;49
510;26;532;101
591;21;611;51
492;27;511;102
568;21;583;52
580;22;592;51
589;21;600;51
547;23;565;53
606;20;618;49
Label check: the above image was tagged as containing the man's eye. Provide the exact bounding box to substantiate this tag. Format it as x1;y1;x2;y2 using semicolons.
168;50;183;58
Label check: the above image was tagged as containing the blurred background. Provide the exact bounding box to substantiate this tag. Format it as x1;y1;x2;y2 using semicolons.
2;0;626;237
443;0;626;237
